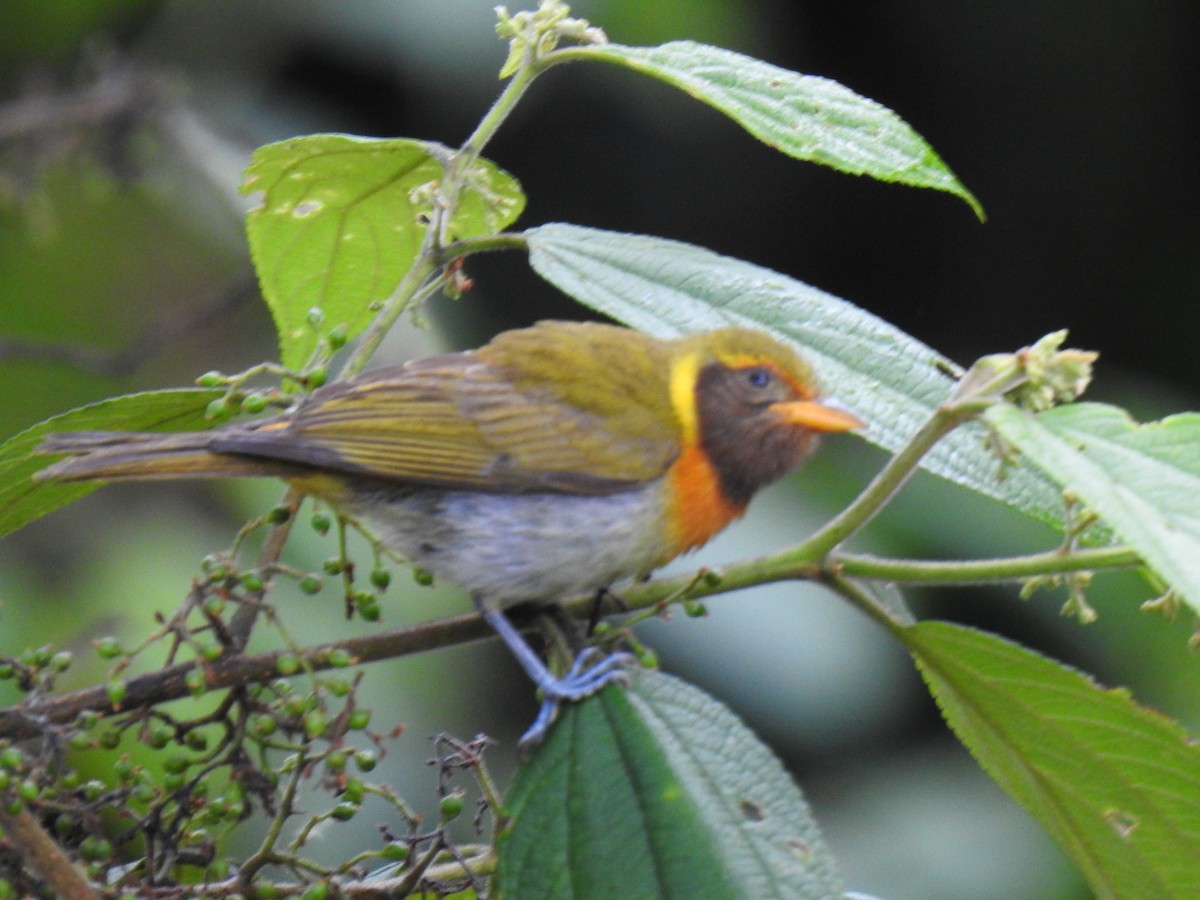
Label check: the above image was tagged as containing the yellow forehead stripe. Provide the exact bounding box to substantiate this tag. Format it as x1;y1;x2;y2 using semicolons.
668;349;703;442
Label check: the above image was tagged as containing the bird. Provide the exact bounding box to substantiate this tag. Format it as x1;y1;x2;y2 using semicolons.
36;320;863;746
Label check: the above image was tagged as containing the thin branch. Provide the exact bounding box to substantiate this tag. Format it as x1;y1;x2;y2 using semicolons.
837;546;1143;584
0;270;256;378
0;59;156;144
0;535;1145;744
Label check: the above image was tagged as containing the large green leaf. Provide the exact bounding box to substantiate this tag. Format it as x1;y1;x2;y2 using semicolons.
986;402;1200;614
495;672;842;899
907;620;1200;899
525;223;1065;529
0;389;223;538
571;41;982;218
242;135;525;368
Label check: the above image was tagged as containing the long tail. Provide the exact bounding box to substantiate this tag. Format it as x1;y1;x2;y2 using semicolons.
35;431;300;483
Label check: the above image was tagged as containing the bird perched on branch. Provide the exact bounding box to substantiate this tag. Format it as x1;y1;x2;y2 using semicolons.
37;320;863;747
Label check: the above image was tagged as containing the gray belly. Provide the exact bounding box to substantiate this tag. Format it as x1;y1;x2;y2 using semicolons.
342;483;672;606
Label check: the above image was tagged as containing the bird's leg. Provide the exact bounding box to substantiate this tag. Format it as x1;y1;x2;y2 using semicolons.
477;602;637;749
585;586;628;636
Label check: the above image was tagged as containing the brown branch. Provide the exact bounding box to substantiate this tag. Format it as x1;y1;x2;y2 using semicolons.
0;805;100;900
0;538;831;744
0;60;158;144
0;609;493;743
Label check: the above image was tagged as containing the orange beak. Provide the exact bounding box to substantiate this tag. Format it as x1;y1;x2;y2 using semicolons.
771;398;865;433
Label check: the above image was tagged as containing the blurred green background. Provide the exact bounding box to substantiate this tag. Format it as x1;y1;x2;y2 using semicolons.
2;2;1199;897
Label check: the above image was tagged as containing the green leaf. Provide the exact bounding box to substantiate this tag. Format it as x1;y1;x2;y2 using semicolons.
906;620;1200;900
986;402;1200;614
525;223;1065;529
496;673;842;899
574;41;983;218
241;134;525;368
0;389;223;538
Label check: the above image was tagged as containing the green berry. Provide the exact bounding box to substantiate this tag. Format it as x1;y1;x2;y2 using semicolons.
310;513;332;535
354;749;377;772
79;835;112;861
330;801;358;821
205;398;231;422
276;655;300;676
283;697;307;718
355;593;381;622
348;710;371;732
197;371;224;388
326;648;353;668
328;323;349;349
241;392;268;415
75;710;100;730
304;711;327;739
439;792;464;822
370;568;391;590
164;753;189;775
94;637;122;660
1;747;24;770
342;777;365;804
381;841;409;861
146;722;172;750
299;574;324;595
306;307;325;328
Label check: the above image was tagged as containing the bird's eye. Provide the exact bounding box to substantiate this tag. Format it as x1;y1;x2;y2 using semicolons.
745;367;772;389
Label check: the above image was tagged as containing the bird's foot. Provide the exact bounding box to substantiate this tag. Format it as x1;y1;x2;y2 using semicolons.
517;647;639;752
477;606;640;752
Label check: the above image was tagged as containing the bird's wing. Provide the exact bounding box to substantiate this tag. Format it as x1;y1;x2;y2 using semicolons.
212;343;679;495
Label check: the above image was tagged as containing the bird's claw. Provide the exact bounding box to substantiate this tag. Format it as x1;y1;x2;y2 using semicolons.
517;649;639;752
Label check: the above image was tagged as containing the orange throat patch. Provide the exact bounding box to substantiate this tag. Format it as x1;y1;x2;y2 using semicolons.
664;441;746;557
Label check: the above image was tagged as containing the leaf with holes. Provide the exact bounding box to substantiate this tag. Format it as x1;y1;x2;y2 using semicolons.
242;135;524;368
907;620;1200;899
495;672;842;899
